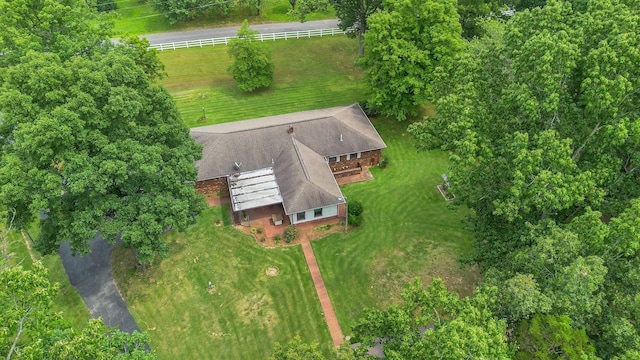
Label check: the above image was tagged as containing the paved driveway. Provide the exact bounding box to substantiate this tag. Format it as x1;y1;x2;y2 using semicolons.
59;236;140;334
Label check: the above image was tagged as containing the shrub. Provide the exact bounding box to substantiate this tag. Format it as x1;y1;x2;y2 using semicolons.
256;226;264;234
359;100;381;117
348;214;363;227
274;234;282;241
284;225;299;243
348;201;363;217
379;155;389;169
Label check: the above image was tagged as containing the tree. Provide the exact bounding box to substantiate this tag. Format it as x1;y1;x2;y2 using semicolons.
330;0;383;56
287;0;330;21
0;0;112;67
457;0;504;39
0;261;155;359
228;20;275;92
353;279;511;359
360;0;463;120
516;314;597;360
408;0;640;356
95;0;117;12
0;51;204;266
152;0;233;24
269;335;325;360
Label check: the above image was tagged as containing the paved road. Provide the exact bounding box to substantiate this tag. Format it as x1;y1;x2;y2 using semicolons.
59;236;140;334
143;19;339;45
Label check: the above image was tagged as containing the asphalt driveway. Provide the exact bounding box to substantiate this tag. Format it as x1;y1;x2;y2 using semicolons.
59;236;140;334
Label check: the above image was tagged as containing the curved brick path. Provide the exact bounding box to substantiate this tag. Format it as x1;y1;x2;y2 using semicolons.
300;238;344;347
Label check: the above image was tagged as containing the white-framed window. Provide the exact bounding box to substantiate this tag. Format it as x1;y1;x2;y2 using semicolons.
328;156;339;163
347;152;360;160
297;212;306;221
314;208;323;218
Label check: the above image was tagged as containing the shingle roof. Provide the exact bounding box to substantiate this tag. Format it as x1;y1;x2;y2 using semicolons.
190;104;386;214
274;138;344;214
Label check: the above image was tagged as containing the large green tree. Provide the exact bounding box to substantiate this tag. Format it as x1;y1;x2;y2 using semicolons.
329;0;383;56
0;50;203;265
360;0;463;120
353;279;511;359
0;261;155;359
228;20;275;92
409;0;640;356
0;0;112;67
152;0;233;24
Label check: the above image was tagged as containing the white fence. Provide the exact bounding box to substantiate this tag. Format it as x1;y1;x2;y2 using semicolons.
149;28;347;51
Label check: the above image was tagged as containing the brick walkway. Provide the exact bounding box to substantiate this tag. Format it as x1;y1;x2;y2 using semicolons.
300;238;344;347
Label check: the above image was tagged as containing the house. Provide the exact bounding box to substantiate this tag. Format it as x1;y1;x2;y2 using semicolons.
190;104;386;225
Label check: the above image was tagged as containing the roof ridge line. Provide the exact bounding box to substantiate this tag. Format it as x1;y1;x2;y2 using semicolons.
290;137;311;181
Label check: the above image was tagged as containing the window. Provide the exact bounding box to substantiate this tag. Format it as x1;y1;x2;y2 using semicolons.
314;208;323;218
328;156;338;163
297;212;306;221
348;153;358;160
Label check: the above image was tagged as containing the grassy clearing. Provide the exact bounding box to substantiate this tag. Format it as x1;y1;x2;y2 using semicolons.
4;224;90;330
158;36;365;128
313;118;481;333
112;0;335;36
111;207;331;359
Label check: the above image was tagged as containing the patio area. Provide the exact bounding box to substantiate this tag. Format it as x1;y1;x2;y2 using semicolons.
202;166;375;246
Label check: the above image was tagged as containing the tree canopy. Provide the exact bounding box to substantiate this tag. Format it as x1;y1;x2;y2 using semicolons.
409;0;640;356
360;0;463;120
352;279;511;359
0;261;155;359
228;20;275;92
0;0;112;67
0;50;203;265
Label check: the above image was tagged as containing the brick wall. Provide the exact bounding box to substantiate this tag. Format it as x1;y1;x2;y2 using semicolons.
328;149;381;173
195;177;228;196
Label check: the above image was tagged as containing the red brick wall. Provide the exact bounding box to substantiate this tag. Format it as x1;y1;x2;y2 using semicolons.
196;177;228;196
328;149;381;173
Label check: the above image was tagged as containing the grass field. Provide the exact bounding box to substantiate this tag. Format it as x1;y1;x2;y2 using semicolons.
112;0;335;36
107;36;480;357
111;207;332;359
157;36;365;128
313;118;481;333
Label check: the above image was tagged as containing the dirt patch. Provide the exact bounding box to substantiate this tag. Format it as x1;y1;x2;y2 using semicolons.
370;242;482;306
265;266;279;277
236;293;278;328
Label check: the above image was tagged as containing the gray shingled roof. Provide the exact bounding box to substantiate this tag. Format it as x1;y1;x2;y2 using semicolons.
190;104;386;214
274;138;344;214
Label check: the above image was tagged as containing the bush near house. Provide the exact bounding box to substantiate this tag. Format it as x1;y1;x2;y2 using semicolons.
285;225;299;243
348;200;363;226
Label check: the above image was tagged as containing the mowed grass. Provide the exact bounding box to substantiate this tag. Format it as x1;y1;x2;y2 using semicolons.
313;118;481;333
157;35;365;128
4;225;90;330
111;207;331;359
112;0;335;36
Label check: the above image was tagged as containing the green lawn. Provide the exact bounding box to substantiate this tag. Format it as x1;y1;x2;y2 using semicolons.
111;207;332;359
112;0;335;36
313;118;481;333
157;36;365;128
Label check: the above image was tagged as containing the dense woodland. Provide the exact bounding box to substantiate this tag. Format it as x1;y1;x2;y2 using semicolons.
1;0;639;358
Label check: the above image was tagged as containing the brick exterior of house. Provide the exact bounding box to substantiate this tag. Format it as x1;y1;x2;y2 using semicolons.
328;149;381;176
195;177;229;196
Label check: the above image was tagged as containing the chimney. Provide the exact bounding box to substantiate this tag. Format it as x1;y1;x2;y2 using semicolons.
289;126;294;134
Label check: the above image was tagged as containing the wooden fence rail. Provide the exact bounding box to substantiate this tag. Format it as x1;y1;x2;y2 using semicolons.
149;28;347;51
